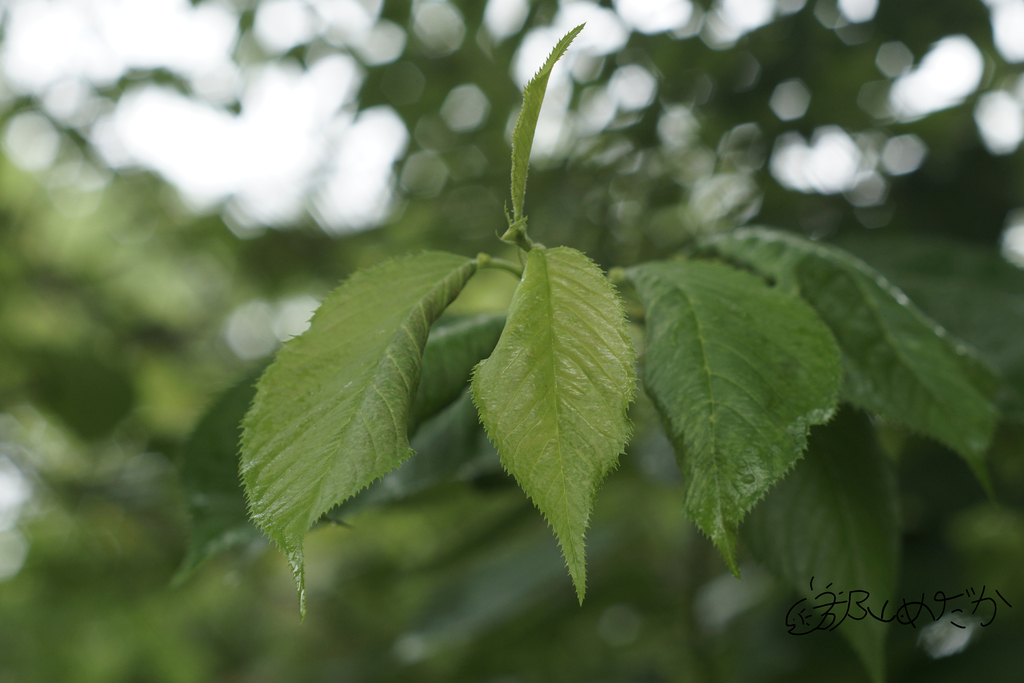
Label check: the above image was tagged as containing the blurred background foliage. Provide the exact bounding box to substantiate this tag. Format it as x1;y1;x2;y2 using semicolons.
1;0;1023;680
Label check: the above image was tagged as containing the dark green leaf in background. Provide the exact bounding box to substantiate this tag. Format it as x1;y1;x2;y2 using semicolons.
625;259;841;575
744;407;901;683
701;227;1000;492
173;369;264;584
409;312;506;432
241;252;478;615
330;390;501;520
472;246;636;603
836;232;1024;424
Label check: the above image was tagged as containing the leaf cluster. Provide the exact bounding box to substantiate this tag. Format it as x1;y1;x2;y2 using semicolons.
174;28;1012;682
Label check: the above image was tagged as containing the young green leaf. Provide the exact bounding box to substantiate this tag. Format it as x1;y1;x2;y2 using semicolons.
173;369;264;585
173;315;502;579
624;260;841;575
241;252;478;616
700;227;1000;491
472;246;636;603
509;24;584;224
409;312;506;432
743;408;900;683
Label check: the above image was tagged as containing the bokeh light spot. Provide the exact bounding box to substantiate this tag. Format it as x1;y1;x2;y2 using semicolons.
2;111;61;172
770;126;863;195
440;84;491;132
985;0;1024;63
483;0;530;43
608;64;658;112
889;35;983;121
253;0;320;55
837;0;878;24
875;41;913;78
1001;208;1024;268
314;105;409;232
614;0;694;35
350;20;407;66
400;150;449;198
769;79;811;121
0;458;31;534
974;90;1024;155
413;1;466;57
880;134;928;175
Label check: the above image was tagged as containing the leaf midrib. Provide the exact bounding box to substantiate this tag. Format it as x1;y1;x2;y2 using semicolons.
671;276;727;533
538;251;579;571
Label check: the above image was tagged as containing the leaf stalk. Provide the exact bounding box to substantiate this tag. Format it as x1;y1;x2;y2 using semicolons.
476;252;524;278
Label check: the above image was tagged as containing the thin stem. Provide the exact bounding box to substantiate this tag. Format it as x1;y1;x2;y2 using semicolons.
476;253;524;278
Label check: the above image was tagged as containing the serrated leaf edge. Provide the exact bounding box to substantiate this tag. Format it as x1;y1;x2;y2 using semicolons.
471;246;636;603
240;252;477;616
704;227;999;492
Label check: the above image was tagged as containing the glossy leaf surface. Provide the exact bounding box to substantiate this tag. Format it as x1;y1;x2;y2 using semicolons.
701;227;999;491
625;259;841;574
241;252;477;614
472;246;635;602
744;408;900;683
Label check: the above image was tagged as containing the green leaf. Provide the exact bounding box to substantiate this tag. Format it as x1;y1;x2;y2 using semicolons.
329;390;501;519
743;407;900;683
509;24;584;223
836;232;1024;423
173;369;264;585
624;259;841;575
174;314;503;579
241;252;478;615
472;246;635;603
700;227;999;491
409;312;506;432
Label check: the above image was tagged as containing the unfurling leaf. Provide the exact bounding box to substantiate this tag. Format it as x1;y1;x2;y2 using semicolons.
700;227;999;492
509;24;584;224
744;407;900;683
472;247;636;603
241;252;477;616
625;260;841;575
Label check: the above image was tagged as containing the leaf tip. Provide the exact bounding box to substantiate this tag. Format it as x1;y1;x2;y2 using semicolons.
566;544;588;605
707;520;741;579
286;543;307;619
721;538;742;580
